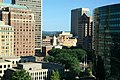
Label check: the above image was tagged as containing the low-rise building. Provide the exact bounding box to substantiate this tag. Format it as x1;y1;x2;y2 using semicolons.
57;31;77;47
42;46;53;56
3;62;64;80
42;62;64;77
42;36;52;46
0;60;12;78
3;63;48;80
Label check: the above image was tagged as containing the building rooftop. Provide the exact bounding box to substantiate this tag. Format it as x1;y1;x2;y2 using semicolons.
18;62;42;68
0;2;28;9
0;59;11;63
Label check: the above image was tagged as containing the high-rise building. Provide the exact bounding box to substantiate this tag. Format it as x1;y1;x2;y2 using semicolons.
71;8;92;50
77;13;92;50
0;3;35;56
12;0;42;55
71;8;90;36
0;21;14;57
94;3;120;80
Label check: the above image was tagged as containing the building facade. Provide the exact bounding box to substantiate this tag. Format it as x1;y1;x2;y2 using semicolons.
0;21;14;57
57;31;77;47
0;3;35;56
12;0;42;55
94;3;120;80
3;63;48;80
71;8;90;36
77;13;92;50
71;8;92;50
0;60;12;78
42;36;52;46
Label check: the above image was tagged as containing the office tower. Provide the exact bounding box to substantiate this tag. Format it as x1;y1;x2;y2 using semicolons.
0;3;35;56
78;13;92;50
12;0;42;55
71;8;90;36
94;3;120;80
0;21;14;57
71;8;92;50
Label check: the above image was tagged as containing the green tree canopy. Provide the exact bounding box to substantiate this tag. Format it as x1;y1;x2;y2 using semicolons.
48;48;86;61
11;69;32;80
51;70;60;80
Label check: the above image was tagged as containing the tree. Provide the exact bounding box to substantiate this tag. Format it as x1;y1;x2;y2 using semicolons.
44;56;55;62
51;70;60;80
11;69;32;80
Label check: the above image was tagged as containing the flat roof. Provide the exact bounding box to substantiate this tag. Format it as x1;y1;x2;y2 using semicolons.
0;2;28;10
18;62;42;66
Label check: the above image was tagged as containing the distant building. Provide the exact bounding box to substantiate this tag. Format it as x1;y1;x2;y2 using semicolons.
42;32;76;55
0;3;35;56
77;13;92;50
42;46;53;56
71;8;92;50
42;36;52;46
57;31;77;47
71;8;90;36
0;21;14;57
12;0;42;55
0;60;12;78
94;3;120;80
53;35;57;46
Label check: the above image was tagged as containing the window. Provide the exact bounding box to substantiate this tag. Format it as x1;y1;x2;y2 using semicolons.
29;68;32;70
0;65;2;68
0;70;2;73
8;65;10;68
4;65;6;68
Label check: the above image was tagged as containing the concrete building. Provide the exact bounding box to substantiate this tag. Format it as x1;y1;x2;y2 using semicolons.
12;0;42;55
0;21;14;57
57;31;77;47
0;60;12;78
71;8;90;36
0;3;35;56
5;57;20;67
42;46;53;56
3;63;48;80
42;36;52;46
5;56;36;66
3;62;64;80
18;63;48;80
94;3;120;80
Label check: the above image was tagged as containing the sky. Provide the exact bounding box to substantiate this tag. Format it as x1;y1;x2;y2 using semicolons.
4;0;120;31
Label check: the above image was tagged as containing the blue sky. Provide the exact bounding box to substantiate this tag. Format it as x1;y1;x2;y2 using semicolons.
4;0;120;31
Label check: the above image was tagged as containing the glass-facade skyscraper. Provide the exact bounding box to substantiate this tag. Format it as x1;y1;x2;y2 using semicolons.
94;3;120;80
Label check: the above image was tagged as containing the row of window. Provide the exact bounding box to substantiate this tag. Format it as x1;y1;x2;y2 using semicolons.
0;65;10;69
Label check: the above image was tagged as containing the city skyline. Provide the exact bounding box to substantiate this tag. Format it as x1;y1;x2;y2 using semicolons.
4;0;120;31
